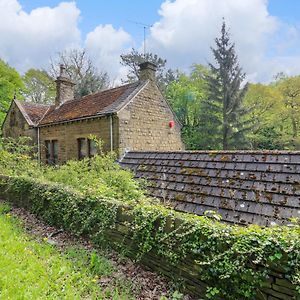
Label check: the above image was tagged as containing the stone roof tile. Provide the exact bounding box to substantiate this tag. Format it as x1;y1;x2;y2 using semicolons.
15;100;50;126
39;81;146;125
121;150;300;226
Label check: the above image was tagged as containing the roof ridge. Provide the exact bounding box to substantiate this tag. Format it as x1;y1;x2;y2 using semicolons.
38;105;53;124
38;81;143;126
70;81;139;104
14;100;34;126
126;150;300;154
16;100;51;107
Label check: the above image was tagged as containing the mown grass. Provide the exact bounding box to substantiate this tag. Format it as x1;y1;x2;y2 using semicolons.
0;203;133;300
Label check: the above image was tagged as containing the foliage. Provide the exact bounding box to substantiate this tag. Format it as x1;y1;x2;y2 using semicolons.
243;83;283;149
275;75;300;149
1;172;300;299
0;59;24;125
22;68;56;104
166;64;209;149
0;137;146;203
120;48;179;93
243;77;300;150
202;21;249;149
0;203;133;299
0;137;42;178
43;154;145;202
50;48;110;99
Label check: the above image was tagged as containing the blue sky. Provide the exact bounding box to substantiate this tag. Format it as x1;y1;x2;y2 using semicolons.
2;0;300;83
19;0;163;44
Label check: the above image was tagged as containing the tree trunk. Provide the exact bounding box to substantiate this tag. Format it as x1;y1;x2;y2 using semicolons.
291;115;297;138
223;106;228;150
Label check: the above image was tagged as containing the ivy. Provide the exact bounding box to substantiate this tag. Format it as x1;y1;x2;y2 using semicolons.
1;168;300;299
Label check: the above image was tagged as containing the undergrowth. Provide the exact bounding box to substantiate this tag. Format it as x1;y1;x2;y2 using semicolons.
0;137;147;203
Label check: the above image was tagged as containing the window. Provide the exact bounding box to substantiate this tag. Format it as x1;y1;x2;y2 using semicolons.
78;138;98;159
45;140;51;164
77;138;87;160
45;140;58;165
52;140;58;164
88;139;97;157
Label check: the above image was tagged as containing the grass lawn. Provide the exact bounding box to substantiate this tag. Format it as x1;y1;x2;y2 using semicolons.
0;203;132;300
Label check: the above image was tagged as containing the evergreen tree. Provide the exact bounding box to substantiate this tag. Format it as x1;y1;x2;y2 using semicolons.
199;21;249;149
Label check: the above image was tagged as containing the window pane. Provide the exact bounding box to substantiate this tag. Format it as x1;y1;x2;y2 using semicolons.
52;140;58;164
45;141;51;164
78;138;87;159
88;140;97;157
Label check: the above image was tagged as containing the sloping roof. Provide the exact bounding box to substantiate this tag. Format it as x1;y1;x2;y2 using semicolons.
39;81;146;126
120;150;300;227
15;100;50;126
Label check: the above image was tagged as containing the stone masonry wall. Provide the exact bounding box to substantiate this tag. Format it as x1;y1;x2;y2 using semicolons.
39;116;118;164
2;102;37;144
117;81;184;155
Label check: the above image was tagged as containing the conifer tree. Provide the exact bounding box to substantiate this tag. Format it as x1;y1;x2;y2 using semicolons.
199;21;249;149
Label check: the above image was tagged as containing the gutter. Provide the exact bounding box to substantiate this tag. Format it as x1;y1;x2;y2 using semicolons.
37;127;40;164
110;115;113;152
38;111;116;128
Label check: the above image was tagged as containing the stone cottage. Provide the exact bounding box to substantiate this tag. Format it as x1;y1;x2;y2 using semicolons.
1;62;183;164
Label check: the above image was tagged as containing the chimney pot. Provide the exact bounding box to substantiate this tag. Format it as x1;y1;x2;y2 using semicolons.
59;64;67;77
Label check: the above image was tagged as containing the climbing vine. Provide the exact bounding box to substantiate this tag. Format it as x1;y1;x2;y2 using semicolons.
1;175;300;299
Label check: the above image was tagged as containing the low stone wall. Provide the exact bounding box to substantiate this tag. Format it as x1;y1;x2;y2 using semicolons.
0;175;298;300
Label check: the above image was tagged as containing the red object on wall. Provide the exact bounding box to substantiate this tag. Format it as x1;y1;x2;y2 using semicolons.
169;120;175;128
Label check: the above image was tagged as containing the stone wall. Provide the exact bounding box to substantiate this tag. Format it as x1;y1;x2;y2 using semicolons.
110;212;299;300
0;174;298;300
2;102;37;144
39;115;118;164
117;81;184;155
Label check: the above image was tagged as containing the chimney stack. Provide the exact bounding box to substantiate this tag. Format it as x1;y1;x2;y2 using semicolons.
55;64;75;106
139;61;157;82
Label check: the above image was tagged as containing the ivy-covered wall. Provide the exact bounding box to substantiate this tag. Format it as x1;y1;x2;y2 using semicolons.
0;175;299;300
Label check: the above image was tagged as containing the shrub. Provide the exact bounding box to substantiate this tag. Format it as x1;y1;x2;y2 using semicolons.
0;137;146;203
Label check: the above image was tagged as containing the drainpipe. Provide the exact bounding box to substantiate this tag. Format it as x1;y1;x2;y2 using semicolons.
37;127;40;164
110;115;113;152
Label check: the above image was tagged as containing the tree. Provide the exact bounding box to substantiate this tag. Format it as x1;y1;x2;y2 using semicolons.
0;59;24;126
201;21;249;149
275;76;300;149
244;83;283;149
50;49;110;99
22;69;55;104
120;48;179;93
166;64;209;149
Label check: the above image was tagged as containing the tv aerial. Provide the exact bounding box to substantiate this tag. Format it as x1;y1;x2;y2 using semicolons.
127;20;153;57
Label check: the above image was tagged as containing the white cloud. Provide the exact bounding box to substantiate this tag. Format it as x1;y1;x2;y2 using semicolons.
0;0;81;72
147;0;300;82
1;0;300;83
85;24;132;83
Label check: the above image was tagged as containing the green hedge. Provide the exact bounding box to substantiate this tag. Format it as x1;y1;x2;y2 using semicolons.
1;175;300;300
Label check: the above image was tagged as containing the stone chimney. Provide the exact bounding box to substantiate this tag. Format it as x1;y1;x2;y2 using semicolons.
139;61;157;82
55;64;75;106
